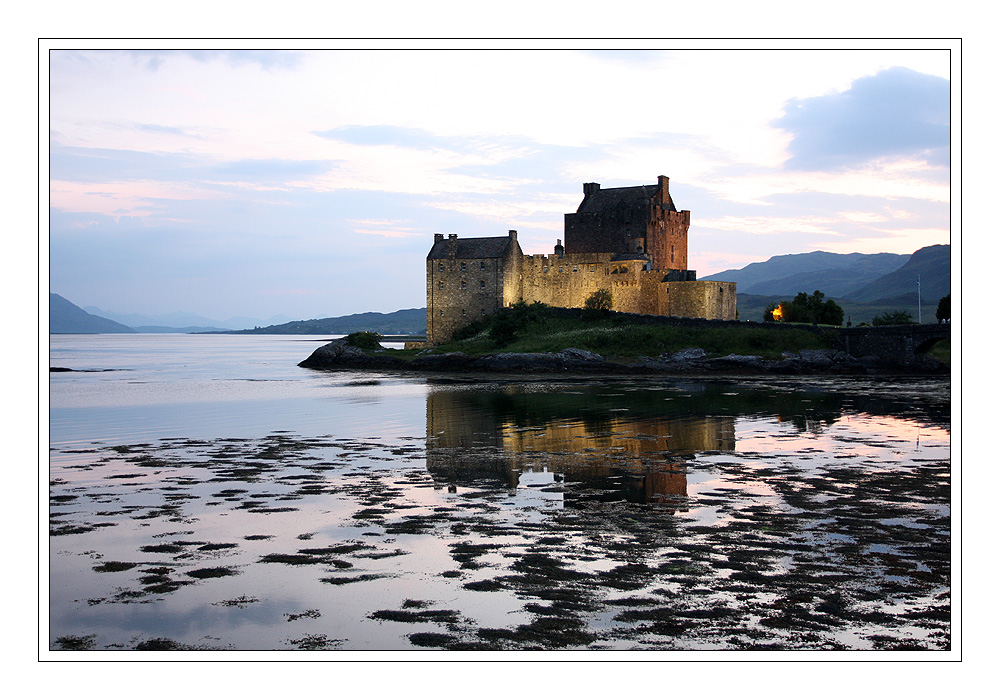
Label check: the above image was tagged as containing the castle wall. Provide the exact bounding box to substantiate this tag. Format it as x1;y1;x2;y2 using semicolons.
665;281;738;320
517;254;736;321
520;252;617;309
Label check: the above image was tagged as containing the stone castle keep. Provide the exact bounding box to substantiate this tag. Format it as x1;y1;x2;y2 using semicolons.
425;175;737;344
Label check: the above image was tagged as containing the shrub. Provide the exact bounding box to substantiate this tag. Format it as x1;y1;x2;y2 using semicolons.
344;331;383;350
582;289;613;320
872;310;915;326
488;300;551;347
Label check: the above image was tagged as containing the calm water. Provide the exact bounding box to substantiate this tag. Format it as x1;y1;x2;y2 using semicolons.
48;334;952;653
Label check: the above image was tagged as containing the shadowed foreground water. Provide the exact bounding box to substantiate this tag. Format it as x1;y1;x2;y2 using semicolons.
50;351;950;651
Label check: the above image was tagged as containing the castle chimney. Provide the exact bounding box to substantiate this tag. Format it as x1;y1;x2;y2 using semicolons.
508;230;517;239
554;238;564;258
583;182;601;196
447;233;457;258
434;233;443;242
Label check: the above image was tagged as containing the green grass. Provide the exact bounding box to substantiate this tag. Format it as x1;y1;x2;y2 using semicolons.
400;312;837;361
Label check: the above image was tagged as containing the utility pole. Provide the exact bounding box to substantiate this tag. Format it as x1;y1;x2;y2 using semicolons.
917;274;922;323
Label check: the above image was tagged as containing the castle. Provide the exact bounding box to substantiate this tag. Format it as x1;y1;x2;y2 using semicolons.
425;175;737;344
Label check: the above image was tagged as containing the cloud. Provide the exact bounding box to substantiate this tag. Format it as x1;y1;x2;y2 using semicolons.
123;49;305;72
774;67;950;171
314;125;453;149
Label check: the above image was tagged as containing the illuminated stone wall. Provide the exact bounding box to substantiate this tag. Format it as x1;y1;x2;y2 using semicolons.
423;176;739;344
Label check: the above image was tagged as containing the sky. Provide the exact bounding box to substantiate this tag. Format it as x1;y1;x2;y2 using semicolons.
46;44;954;322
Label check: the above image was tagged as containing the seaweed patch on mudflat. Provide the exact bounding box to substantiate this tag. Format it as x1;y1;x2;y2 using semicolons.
49;412;950;652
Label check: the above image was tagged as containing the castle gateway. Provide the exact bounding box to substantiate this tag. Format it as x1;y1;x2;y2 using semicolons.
425;176;737;344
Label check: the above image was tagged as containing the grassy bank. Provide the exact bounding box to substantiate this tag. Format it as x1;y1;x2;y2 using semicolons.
389;305;839;361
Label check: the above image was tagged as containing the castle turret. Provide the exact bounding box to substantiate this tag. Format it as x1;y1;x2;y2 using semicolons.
554;238;564;258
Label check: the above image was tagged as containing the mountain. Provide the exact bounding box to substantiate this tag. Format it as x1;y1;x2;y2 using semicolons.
217;308;427;335
50;294;136;334
83;306;293;332
702;245;949;303
847;244;951;302
702;251;909;297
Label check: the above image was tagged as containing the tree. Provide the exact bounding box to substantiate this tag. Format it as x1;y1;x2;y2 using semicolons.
769;291;843;325
936;294;950;323
583;289;613;320
872;310;915;326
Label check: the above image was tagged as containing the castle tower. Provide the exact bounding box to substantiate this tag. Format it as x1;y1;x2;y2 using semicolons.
425;230;523;344
564;175;691;274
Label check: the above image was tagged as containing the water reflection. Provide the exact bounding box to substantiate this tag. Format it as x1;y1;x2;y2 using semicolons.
426;382;739;507
423;378;950;509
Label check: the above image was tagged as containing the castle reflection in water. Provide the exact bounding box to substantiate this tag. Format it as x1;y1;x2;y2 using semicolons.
424;382;737;508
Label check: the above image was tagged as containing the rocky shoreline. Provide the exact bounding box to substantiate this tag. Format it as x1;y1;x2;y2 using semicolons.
299;339;947;376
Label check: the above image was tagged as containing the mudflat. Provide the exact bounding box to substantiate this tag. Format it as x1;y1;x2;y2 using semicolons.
49;376;950;652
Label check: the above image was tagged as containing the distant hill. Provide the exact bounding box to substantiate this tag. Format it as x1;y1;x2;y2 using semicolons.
703;246;949;303
83;306;293;332
50;294;136;334
215;308;428;335
132;326;232;334
847;244;951;302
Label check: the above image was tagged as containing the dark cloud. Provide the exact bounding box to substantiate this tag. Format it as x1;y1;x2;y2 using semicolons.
774;67;950;171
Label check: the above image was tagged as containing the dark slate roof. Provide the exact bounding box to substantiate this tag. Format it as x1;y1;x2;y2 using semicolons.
427;236;514;260
576;184;676;214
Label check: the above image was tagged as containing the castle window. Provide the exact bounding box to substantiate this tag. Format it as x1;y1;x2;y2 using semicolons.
438;262;444;272
440;309;444;316
480;261;486;270
589;265;595;272
573;265;578;273
480;280;486;290
461;262;467;271
461;280;467;290
559;267;563;273
438;281;444;290
461;309;466;316
481;309;486;316
543;266;548;273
